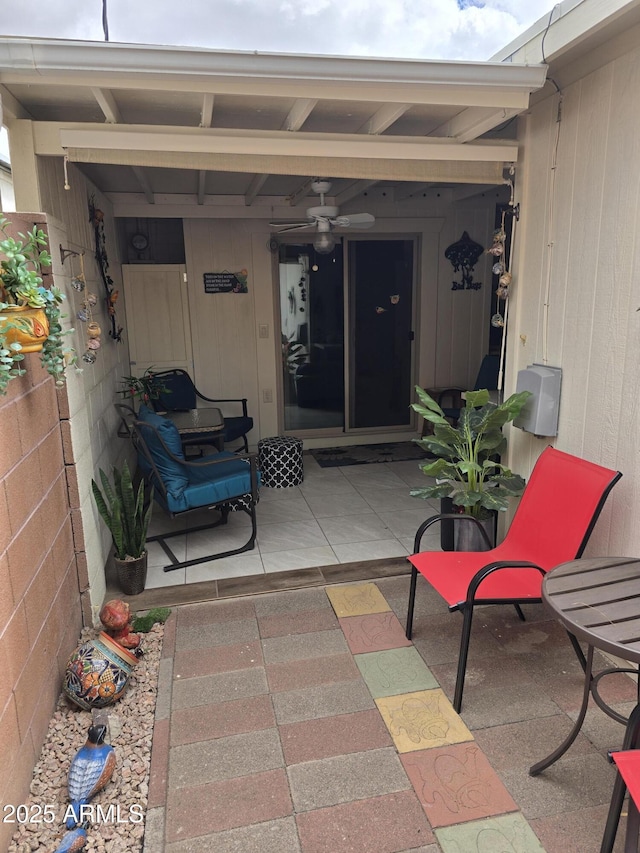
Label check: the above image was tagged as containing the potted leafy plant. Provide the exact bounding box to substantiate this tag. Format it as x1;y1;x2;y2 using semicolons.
91;461;153;595
0;215;74;394
411;385;531;550
118;366;169;406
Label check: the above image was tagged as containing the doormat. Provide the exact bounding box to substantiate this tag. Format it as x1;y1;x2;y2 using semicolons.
309;442;430;468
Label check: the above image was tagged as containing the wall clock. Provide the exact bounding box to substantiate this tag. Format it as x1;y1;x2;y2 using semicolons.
131;233;148;250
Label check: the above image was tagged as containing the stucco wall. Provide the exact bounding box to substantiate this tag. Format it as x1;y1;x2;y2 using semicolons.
0;214;82;851
506;40;640;555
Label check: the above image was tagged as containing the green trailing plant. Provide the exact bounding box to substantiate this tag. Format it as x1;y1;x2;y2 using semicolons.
91;461;153;560
411;386;532;518
0;214;76;394
118;366;169;405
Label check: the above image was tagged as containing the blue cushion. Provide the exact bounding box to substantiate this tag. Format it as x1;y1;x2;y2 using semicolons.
223;415;254;443
154;372;196;411
137;404;189;498
164;452;255;513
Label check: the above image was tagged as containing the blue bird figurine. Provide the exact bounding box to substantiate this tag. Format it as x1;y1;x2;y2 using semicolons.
54;823;88;852
66;725;116;828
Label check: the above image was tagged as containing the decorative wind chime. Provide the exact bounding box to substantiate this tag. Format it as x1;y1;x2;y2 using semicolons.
486;196;519;393
487;215;511;330
67;251;103;364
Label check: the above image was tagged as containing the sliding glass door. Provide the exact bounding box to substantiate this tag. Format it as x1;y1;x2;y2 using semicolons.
278;236;415;433
348;239;414;429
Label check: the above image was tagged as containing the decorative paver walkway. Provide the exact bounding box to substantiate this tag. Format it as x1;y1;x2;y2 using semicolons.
145;575;634;852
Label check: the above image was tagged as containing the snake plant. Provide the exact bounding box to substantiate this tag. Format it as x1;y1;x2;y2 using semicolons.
92;462;153;560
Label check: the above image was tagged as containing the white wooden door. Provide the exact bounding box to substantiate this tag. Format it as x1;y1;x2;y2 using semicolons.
121;264;193;377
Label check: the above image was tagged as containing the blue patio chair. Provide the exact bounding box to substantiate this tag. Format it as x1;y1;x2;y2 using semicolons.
131;405;259;571
150;368;253;453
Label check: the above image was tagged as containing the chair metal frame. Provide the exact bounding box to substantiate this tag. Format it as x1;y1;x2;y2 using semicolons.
406;447;622;712
114;402;138;438
150;368;253;453
602;704;640;853
131;417;259;571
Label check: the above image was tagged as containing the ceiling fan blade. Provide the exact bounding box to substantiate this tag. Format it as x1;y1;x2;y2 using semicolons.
332;213;376;228
269;221;313;232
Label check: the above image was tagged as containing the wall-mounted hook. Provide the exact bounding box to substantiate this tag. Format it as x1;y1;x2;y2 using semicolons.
504;203;520;221
60;245;85;264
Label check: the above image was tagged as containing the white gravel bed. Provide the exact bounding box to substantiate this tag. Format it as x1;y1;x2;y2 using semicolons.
8;622;165;853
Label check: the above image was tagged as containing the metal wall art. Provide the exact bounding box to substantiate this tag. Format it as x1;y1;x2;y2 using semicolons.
89;195;123;341
445;231;484;291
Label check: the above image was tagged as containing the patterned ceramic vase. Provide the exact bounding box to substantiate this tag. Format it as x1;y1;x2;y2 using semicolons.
63;632;138;710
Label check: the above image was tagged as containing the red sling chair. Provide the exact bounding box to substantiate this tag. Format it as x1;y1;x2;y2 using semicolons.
406;447;622;712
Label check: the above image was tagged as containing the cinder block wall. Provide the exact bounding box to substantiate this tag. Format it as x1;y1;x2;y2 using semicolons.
0;215;82;850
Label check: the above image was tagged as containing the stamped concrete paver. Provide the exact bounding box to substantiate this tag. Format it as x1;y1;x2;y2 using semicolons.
152;579;615;852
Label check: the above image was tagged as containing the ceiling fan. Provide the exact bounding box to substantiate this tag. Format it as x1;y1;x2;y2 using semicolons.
270;179;375;253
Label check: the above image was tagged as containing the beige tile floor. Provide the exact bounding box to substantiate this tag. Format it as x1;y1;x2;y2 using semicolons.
144;453;442;590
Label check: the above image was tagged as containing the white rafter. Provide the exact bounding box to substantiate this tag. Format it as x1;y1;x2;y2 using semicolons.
245;173;269;206
200;93;215;128
432;106;521;143
91;87;122;123
131;165;154;204
284;98;317;132
358;103;410;135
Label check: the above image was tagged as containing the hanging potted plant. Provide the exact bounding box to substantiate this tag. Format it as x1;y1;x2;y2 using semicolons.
0;215;74;394
92;461;153;595
410;386;531;550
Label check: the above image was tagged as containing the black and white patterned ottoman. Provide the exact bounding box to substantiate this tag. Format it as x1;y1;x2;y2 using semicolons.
257;436;304;488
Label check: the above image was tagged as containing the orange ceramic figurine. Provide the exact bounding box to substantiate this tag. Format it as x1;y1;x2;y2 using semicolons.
99;599;140;650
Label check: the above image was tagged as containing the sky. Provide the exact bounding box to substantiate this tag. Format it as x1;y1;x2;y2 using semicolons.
0;0;559;61
0;0;561;160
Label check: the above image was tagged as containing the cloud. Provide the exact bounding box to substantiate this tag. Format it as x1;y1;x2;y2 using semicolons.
0;0;558;60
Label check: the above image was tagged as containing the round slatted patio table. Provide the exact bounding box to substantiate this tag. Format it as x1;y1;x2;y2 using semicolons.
528;557;640;851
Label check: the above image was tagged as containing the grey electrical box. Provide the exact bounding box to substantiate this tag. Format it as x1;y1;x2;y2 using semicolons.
513;364;562;436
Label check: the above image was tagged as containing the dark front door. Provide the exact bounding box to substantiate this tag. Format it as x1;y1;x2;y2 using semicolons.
349;239;414;429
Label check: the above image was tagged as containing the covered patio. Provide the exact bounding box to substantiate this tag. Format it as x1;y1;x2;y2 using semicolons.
2;0;640;848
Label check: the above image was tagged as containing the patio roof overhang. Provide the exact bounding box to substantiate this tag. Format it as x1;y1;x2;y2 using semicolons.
0;37;548;211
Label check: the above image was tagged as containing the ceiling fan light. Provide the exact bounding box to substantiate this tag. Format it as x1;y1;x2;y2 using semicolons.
314;231;336;254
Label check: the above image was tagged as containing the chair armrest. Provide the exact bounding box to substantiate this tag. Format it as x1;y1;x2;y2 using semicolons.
460;560;546;610
193;391;249;416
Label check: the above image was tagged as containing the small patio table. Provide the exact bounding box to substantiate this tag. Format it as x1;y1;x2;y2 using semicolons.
162;407;225;452
528;557;640;851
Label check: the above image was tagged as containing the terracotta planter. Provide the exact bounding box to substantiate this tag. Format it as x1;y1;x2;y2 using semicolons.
115;552;148;596
0;305;49;352
63;631;138;710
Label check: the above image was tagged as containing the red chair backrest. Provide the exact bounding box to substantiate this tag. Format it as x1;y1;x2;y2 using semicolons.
503;447;621;568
